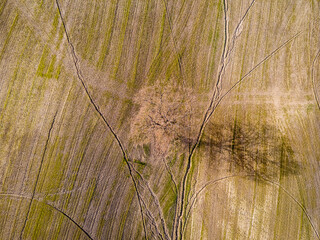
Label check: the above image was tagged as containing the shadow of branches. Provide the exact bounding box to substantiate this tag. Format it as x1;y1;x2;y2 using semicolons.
198;121;301;179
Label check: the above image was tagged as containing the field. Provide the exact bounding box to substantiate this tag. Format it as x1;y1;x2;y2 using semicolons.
0;0;320;239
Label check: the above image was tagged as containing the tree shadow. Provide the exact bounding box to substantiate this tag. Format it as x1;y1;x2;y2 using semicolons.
179;121;302;179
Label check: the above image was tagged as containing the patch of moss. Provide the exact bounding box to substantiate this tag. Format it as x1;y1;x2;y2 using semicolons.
46;54;57;78
117;188;135;239
128;0;151;90
51;10;59;36
0;0;8;15
143;144;151;157
36;45;50;77
97;0;118;70
0;13;19;61
112;0;133;81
